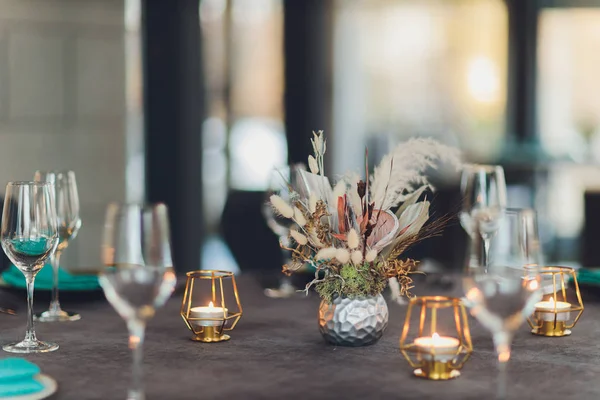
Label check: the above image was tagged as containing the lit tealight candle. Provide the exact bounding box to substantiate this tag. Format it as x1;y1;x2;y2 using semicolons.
414;333;460;362
189;301;228;327
534;297;571;322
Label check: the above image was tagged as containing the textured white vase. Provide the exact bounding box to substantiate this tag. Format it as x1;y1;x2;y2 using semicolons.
318;294;389;346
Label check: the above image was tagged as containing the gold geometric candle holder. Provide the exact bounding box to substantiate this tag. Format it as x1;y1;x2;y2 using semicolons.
400;296;473;380
527;266;583;337
180;270;242;343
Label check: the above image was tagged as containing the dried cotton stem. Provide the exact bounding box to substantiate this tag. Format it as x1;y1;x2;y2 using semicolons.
270;195;294;218
294;207;307;226
290;229;308;245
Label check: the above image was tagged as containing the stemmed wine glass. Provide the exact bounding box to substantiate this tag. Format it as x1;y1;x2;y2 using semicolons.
35;170;82;322
460;164;507;269
100;203;176;400
462;209;542;399
1;182;59;353
261;164;306;298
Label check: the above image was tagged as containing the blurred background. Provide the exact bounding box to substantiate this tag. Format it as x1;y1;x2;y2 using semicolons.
1;0;600;285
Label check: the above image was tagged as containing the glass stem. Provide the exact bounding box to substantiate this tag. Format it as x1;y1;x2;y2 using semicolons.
482;237;491;272
49;251;62;313
24;273;37;343
493;331;512;400
127;319;146;400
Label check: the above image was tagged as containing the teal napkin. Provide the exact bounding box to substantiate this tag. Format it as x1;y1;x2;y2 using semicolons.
575;268;600;286
8;237;52;256
2;264;100;291
0;358;45;396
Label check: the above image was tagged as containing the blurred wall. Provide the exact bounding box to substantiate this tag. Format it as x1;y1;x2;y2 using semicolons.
0;0;137;270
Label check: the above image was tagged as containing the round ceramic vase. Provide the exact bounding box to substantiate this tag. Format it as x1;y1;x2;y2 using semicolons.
318;294;389;346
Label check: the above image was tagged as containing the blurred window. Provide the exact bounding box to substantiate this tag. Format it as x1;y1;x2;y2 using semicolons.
537;8;600;264
332;0;508;175
200;0;285;231
538;8;600;161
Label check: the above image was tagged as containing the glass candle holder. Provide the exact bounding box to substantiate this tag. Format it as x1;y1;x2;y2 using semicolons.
399;296;472;380
180;270;242;342
527;266;583;337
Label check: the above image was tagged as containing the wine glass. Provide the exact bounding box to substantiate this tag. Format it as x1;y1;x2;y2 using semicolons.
100;203;176;400
261;164;307;298
35;171;82;322
462;209;542;399
1;181;59;353
492;208;542;268
460;164;507;269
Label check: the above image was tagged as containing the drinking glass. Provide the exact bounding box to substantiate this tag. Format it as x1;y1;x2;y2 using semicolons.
460;164;507;269
462;210;542;399
493;208;542;268
100;203;176;400
35;171;82;322
261;164;306;298
1;182;59;353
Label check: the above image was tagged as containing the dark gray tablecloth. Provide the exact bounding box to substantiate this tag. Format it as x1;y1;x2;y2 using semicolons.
1;274;600;400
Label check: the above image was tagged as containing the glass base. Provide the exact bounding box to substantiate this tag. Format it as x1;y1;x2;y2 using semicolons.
3;339;59;353
35;309;81;322
264;282;297;299
127;389;145;400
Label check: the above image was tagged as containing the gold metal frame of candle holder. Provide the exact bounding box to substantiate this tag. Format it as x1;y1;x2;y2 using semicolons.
527;266;583;337
399;296;473;381
180;270;243;343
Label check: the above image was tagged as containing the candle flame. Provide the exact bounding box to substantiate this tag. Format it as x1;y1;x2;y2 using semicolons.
432;332;440;343
549;297;555;306
528;280;539;291
208;301;214;308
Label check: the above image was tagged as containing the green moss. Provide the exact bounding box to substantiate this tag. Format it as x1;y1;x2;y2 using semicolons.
315;263;387;303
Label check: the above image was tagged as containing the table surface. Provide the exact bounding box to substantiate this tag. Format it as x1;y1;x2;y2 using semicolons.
1;274;600;400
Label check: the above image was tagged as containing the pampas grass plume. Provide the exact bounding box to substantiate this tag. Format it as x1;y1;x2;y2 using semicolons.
347;229;359;249
290;229;308;245
365;249;378;263
270;195;294;218
335;248;350;264
332;180;346;201
294;207;306;226
370;138;462;210
351;250;363;265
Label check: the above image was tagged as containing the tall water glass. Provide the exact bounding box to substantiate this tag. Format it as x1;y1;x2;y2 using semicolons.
35;171;82;322
460;164;507;269
1;182;59;353
100;203;176;400
463;211;542;399
493;208;542;268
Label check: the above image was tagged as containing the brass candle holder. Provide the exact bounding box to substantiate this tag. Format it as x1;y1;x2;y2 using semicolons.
180;270;242;343
527;266;583;337
399;296;472;380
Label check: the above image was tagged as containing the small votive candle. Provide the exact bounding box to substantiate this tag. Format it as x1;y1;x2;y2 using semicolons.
413;333;460;362
189;301;228;326
534;297;571;322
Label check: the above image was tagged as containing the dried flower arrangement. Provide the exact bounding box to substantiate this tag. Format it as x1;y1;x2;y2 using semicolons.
269;131;461;303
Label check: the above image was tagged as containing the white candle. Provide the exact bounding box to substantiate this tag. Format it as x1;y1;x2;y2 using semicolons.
534;297;571;322
189;301;228;327
414;333;460;362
